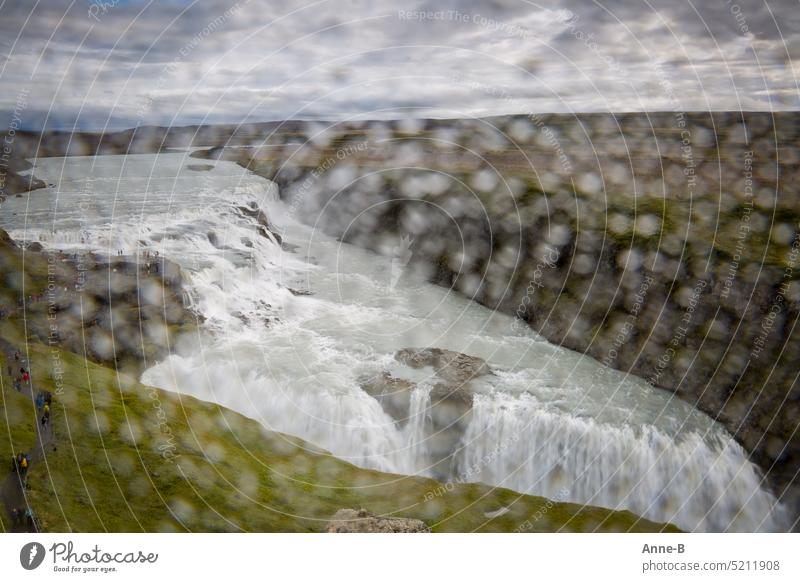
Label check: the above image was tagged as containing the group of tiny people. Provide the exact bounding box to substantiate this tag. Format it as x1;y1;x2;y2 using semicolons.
9;350;52;427
9;350;29;392
9;453;37;530
5;347;55;532
112;249;161;274
116;249;159;258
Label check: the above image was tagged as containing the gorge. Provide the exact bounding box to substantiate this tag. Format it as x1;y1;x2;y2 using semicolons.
1;117;795;532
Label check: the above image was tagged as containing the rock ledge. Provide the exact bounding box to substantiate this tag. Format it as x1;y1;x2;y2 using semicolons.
325;509;430;533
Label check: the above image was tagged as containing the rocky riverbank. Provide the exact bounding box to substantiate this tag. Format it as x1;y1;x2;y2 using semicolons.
193;112;800;521
0;156;46;197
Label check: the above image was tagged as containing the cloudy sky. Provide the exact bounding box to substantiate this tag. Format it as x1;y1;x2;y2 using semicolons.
0;0;797;129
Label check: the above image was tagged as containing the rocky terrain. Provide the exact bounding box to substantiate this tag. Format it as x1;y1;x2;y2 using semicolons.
0;156;46;197
325;509;430;533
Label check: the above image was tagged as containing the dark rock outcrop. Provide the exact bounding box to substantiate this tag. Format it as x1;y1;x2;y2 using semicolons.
364;347;488;421
395;347;490;390
362;373;417;424
0;157;46;197
363;348;489;478
237;201;283;245
0;228;16;248
0;235;200;376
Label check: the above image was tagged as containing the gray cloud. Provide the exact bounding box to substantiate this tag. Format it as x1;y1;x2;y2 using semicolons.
0;0;797;129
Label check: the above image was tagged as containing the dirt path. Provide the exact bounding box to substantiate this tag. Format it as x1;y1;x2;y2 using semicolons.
0;336;56;532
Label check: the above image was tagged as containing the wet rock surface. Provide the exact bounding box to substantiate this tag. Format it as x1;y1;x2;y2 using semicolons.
365;347;487;416
362;373;417;423
363;348;489;478
395;347;490;390
186;164;214;172
237;201;283;244
0;157;46;197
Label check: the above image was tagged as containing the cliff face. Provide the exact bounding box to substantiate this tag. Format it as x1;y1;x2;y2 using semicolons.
210;112;800;516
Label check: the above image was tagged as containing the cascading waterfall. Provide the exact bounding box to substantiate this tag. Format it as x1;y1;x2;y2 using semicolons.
1;152;790;532
458;394;788;532
403;382;434;469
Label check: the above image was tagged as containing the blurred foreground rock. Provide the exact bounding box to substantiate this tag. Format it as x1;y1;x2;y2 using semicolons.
325;509;430;533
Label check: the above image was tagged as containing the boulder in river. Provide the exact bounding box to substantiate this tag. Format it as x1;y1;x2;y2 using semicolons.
362;348;491;479
186;164;214;172
395;347;490;388
362;373;417;423
237;201;283;245
364;346;489;423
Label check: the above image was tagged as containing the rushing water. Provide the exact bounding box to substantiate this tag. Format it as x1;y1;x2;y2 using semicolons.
1;152;790;532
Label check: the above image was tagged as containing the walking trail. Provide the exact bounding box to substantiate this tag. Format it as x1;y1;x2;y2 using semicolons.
0;336;56;532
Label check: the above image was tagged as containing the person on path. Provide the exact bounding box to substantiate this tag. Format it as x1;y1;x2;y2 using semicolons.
16;453;28;481
41;405;50;428
21;368;29;382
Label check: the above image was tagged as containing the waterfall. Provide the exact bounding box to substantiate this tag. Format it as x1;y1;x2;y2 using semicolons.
2;151;790;532
456;394;790;532
403;382;433;469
